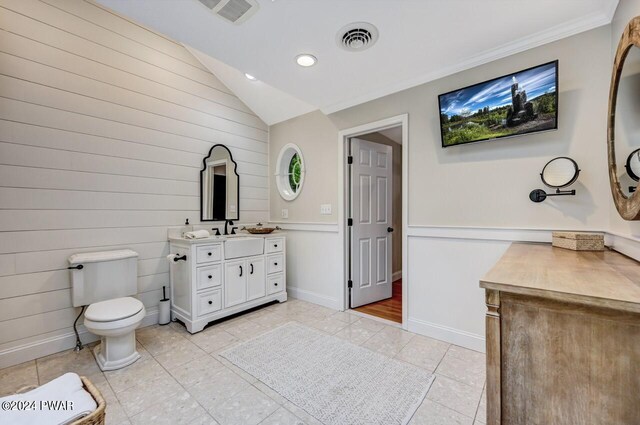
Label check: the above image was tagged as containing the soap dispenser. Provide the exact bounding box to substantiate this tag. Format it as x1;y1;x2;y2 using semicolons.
181;218;193;237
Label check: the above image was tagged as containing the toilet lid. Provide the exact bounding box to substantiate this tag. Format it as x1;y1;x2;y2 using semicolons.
85;297;144;322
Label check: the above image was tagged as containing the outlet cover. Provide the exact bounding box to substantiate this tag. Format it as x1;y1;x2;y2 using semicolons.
281;208;289;219
320;204;332;215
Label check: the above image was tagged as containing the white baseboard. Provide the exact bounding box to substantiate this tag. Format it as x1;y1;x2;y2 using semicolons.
407;317;486;353
287;286;342;310
0;308;159;369
392;271;402;281
605;232;640;262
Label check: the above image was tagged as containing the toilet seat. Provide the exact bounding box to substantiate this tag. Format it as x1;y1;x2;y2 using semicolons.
85;297;143;322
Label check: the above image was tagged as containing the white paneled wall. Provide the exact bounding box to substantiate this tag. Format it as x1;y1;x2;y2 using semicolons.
278;225;342;310
0;0;268;367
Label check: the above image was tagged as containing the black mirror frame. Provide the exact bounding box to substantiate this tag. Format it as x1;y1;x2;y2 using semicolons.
540;156;580;189
625;148;640;182
200;144;240;222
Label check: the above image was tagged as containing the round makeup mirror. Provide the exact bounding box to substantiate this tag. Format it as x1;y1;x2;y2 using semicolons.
529;157;580;203
626;149;640;182
608;16;640;219
541;157;580;188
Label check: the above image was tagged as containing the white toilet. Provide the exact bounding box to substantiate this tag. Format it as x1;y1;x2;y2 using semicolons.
69;250;145;371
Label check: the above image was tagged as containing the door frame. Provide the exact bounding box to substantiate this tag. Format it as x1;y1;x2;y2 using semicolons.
337;114;409;329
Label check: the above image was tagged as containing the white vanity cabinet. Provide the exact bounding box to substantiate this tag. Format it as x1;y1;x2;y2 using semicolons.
169;236;287;333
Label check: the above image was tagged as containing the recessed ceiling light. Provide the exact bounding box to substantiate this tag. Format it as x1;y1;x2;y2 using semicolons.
295;54;317;67
245;73;257;81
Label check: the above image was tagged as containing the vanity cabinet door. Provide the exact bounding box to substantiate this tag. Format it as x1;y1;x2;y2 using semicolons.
247;257;266;301
224;259;247;308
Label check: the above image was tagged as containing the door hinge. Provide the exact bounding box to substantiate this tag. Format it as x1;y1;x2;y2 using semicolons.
348;280;353;288
347;156;353;164
347;218;353;226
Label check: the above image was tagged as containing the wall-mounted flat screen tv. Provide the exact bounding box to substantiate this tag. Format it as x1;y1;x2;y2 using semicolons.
438;60;558;147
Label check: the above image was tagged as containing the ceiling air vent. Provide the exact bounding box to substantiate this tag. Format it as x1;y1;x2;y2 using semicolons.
337;22;379;52
197;0;259;25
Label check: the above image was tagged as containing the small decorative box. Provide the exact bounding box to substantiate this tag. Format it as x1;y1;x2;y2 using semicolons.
552;231;604;251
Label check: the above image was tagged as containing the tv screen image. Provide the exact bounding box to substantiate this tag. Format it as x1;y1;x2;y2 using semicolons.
438;60;558;147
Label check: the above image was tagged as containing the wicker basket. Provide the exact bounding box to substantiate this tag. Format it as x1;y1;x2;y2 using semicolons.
69;376;106;425
552;231;604;251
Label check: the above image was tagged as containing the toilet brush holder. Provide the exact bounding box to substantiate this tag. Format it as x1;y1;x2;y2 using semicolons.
158;286;170;326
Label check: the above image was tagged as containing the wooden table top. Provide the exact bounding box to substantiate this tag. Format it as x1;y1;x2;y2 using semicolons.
480;243;640;313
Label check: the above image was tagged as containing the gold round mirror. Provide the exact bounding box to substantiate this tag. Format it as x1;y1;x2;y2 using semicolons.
608;17;640;220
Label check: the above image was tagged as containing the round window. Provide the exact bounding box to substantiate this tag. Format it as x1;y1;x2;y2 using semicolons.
276;144;305;201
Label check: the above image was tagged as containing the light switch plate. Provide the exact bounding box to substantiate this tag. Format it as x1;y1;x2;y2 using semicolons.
320;204;332;215
281;208;289;219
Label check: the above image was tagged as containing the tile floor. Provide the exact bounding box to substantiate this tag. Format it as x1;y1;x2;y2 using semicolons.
0;299;487;425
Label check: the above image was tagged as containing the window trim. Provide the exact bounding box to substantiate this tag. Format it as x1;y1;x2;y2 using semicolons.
275;143;305;201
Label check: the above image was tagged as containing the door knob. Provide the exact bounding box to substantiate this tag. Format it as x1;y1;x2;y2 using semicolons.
387;227;394;233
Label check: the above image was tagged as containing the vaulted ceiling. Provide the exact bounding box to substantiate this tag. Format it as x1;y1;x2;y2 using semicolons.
98;0;618;125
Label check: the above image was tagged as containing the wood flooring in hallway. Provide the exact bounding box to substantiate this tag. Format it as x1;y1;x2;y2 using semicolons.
353;279;402;323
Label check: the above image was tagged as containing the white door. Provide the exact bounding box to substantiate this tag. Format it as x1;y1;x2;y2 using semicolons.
247;257;266;301
224;259;247;307
350;138;393;308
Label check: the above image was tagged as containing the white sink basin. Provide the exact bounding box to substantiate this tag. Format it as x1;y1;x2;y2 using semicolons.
224;236;264;259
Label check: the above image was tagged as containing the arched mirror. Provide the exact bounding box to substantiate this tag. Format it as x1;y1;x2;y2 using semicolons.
201;144;239;221
608;17;640;220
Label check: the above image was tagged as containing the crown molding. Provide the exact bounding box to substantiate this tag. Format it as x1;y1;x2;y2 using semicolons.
321;8;615;115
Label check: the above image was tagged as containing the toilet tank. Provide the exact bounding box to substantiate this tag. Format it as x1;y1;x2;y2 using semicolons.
69;250;139;307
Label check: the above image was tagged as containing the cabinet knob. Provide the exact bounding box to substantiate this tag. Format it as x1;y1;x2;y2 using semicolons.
274;282;278;286
274;244;278;248
208;300;213;305
207;252;212;256
208;275;212;279
274;262;278;266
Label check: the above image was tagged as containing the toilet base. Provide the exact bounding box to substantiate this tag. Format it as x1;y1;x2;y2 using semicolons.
92;332;141;371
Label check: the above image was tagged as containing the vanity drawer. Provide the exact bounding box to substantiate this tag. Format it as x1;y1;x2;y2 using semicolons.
197;289;222;317
265;238;284;254
267;274;284;295
196;264;222;291
196;244;222;264
267;254;284;274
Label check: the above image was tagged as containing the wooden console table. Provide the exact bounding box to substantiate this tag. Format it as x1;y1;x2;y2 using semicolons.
480;243;640;425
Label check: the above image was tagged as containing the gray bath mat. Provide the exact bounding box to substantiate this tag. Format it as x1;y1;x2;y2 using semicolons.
220;322;434;425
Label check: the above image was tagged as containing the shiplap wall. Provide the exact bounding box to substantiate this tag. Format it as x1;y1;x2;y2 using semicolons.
0;0;268;367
